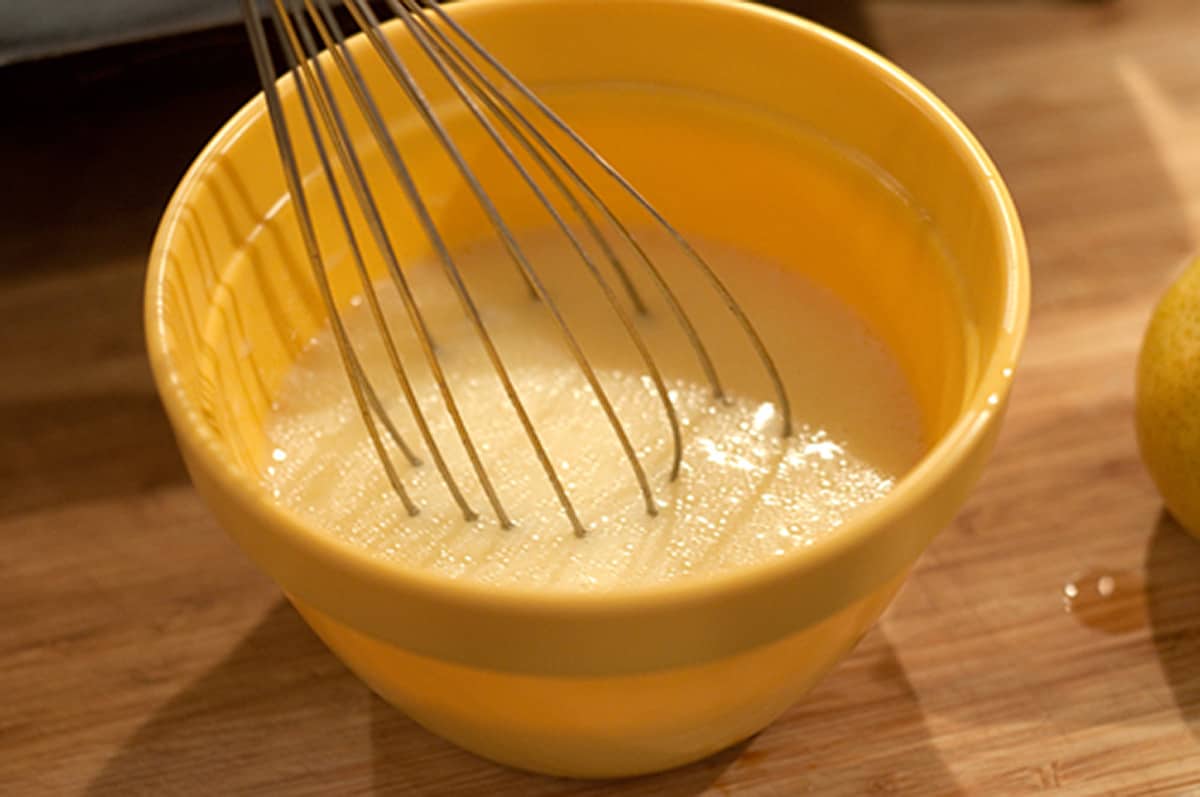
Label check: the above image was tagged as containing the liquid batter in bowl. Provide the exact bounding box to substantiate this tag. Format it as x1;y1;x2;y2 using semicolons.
255;83;949;592
262;196;931;591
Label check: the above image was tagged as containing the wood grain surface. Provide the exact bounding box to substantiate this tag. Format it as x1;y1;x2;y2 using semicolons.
3;1;1200;794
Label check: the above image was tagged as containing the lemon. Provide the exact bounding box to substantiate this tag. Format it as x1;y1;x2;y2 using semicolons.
1137;255;1200;539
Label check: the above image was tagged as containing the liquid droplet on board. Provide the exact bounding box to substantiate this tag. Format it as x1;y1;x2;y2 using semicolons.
1062;569;1147;634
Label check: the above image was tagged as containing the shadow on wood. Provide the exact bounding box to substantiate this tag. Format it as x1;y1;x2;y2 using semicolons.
765;625;962;795
0;392;190;518
1146;512;1200;738
85;601;374;795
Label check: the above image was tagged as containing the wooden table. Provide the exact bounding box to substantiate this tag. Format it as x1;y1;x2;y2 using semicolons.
3;2;1199;793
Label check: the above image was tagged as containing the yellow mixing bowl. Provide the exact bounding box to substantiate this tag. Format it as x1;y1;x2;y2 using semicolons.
145;0;1029;779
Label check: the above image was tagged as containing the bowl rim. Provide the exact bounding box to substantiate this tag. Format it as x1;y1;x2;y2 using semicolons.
145;0;1029;636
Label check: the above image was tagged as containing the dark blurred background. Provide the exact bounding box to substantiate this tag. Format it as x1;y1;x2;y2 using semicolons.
0;1;870;66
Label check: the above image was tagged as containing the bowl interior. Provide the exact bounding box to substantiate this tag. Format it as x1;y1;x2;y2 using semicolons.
159;7;998;478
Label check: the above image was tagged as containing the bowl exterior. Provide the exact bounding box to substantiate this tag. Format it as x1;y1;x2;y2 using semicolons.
290;575;905;778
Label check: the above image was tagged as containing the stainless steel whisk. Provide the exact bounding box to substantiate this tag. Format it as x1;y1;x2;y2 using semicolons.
242;0;792;536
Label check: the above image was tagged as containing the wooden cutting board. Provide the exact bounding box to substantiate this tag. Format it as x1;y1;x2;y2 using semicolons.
2;2;1199;794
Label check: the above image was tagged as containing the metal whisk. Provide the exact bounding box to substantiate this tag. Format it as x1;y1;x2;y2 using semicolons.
242;0;792;536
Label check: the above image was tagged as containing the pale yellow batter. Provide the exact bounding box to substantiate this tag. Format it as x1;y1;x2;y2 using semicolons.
261;227;925;590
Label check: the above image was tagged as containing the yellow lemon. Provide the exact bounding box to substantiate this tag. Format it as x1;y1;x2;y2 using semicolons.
1137;255;1200;539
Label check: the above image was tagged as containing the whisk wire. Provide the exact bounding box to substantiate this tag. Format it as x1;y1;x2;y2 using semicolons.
311;0;595;534
342;0;672;521
242;0;421;516
420;0;793;434
393;0;649;317
384;0;684;487
402;0;730;405
352;0;662;516
243;0;797;534
273;0;490;522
